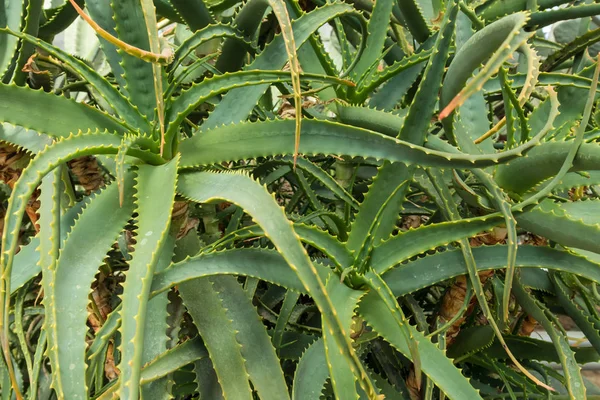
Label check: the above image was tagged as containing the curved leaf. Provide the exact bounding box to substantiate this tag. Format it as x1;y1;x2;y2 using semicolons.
110;0;156;119
359;291;483;399
177;171;378;397
202;2;357;129
211;277;290;400
171;24;248;71
371;215;504;274
150;248;306;297
495;141;600;194
382;245;600;297
38;0;84;38
292;338;329;400
440;12;531;127
0;124;52;154
1;131;162;309
117;157;179;399
0;84;128;137
141;337;208;385
516;200;600;254
322;277;366;400
513;277;585;399
0;0;22;78
0;28;150;131
165;71;353;137
178;119;552;170
36;169;62;399
346;0;458;254
52;174;136;399
179;278;253;400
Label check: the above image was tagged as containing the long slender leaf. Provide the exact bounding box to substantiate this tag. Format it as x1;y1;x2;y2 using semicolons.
177;171;379;397
118;157;178;399
52;174;135;399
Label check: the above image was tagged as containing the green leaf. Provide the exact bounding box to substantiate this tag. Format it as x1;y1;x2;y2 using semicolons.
529;3;600;28
214;0;270;73
371;215;503;274
483;72;600;94
552;272;600;355
210;277;290;400
12;0;43;86
0;28;150;132
0;0;22;79
542;26;600;72
368;62;425;110
165;71;354;138
85;0;128;92
141;337;208;385
178;119;550;170
446;326;495;360
264;0;303;165
272;290;300;353
140;0;168;155
513;277;585;399
289;157;359;210
170;24;248;71
396;0;430;43
278;332;318;361
0;123;52;155
36;168;62;398
516;200;600;254
92;337;210;399
336;105;406;138
292;338;329;400
359;291;483;400
440;12;531;132
495;141;600;194
140;234;176;399
476;0;567;22
553;171;600;192
170;0;214;31
86;304;122;368
1;131;162;312
118;157;179;399
0;84;128;137
30;330;47;400
202;2;357;129
349;0;394;80
38;0;84;38
363;270;421;389
193;357;224;400
482;335;599;365
399;0;458;145
382;245;600;297
150;248;306;297
51;173;136;400
153;0;183;22
347;0;456;252
177;171;378;397
179;278;253;400
545;199;600;225
110;0;157;119
322;277;366;400
170;206;243;400
9;194;88;294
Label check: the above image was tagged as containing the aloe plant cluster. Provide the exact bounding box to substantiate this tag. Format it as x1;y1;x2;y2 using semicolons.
3;0;600;398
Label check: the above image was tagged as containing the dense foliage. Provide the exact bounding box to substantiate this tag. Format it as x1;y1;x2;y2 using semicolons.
3;0;600;399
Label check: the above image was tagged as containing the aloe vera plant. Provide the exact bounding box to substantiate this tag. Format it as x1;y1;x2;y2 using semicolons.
4;0;600;399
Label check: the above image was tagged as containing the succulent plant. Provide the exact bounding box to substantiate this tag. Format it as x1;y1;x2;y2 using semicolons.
2;0;600;399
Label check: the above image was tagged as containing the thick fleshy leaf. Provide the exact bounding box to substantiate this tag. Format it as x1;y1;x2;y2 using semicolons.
118;157;179;399
51;175;135;399
177;171;379;397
